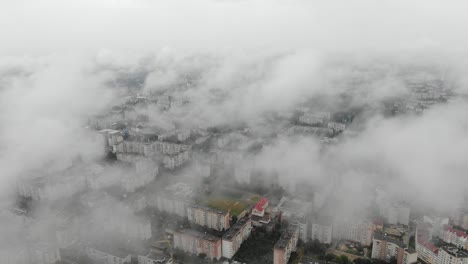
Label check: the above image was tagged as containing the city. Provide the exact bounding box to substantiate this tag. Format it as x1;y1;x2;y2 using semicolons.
1;1;468;264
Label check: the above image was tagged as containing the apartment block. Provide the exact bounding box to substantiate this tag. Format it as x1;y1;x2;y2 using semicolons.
274;226;299;264
187;205;230;231
173;229;222;260
222;217;252;259
371;231;406;264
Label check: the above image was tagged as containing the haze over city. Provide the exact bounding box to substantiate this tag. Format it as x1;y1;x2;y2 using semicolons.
1;1;468;264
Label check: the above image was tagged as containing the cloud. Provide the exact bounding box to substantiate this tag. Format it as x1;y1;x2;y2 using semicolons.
1;0;468;261
0;54;115;196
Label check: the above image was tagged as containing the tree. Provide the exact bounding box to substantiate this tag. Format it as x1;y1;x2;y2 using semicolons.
389;256;397;264
304;239;326;256
335;256;343;264
231;215;238;225
353;258;372;264
340;255;350;264
325;254;337;262
198;253;207;259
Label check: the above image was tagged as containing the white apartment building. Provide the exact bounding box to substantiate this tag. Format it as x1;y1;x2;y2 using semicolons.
440;225;468;250
311;222;332;244
328;122;346;132
222;218;252;259
273;226;300;264
86;245;132;264
416;226;439;264
298;112;331;126
163;151;191;169
334;220;374;246
293;220;309;242
438;246;468;264
371;232;406;264
403;249;418;264
173;229;222;260
187;205;230;231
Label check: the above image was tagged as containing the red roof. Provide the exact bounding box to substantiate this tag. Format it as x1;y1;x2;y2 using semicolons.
255;197;268;211
444;225;468;238
421;241;439;254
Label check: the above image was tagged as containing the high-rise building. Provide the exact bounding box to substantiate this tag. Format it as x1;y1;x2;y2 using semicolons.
416;224;439;264
173;229;222;260
334;220;374;246
440;225;468;250
222;217;252;259
403;249;418;264
187;205;230;231
437;246;468;264
311;222;332;244
274;226;299;264
371;231;406;264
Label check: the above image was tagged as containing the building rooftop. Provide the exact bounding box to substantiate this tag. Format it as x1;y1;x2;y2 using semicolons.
254;197;268;211
374;231;406;248
223;217;250;241
440;245;468;258
444;225;468;238
190;204;228;216
274;226;298;250
175;228;221;242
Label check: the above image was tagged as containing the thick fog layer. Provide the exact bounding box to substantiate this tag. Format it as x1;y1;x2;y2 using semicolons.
1;0;468;263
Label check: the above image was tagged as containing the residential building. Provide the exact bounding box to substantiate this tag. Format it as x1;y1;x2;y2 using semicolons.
187;205;230;231
453;209;468;230
334;220;374;246
85;244;132;264
138;252;173;264
173;229;222;260
440;225;468;250
275;197;313;219
437;245;468;264
311;222;332;244
403;249;418;264
371;231;406;264
381;203;410;226
417;240;439;264
252;197;269;217
99;129;124;153
222;217;252;259
424;215;449;238
150;192;189;217
328;122;346;132
163;151;191;169
416;225;439;264
292;219;309;242
298;112;330;126
274;226;299;264
148;183;193;217
116;139;190;157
